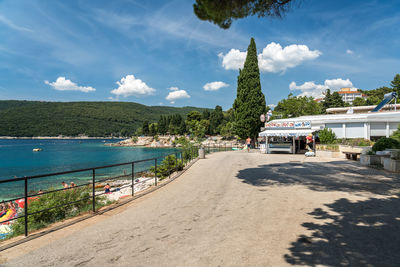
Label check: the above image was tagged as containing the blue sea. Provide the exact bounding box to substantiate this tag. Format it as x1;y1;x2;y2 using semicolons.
0;139;179;200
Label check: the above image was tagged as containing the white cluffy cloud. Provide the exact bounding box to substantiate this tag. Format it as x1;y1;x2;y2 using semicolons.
203;81;229;91
166;87;190;104
111;74;155;97
218;49;247;70
219;42;321;73
346;49;354;54
289;78;354;98
44;77;95;93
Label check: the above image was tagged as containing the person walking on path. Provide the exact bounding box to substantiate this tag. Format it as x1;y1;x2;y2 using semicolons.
246;137;251;153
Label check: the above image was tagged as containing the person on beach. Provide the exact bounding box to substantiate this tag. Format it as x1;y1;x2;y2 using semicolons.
306;134;313;151
0;202;5;212
104;184;111;194
246;137;251;153
61;181;68;189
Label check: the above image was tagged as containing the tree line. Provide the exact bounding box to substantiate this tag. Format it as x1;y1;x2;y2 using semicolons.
137;105;235;139
0;101;210;137
274;74;400;118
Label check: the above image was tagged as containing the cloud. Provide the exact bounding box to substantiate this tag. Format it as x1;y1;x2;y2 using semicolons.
324;78;353;90
346;49;354;54
289;78;354;98
111;74;155;97
268;104;277;109
203;81;229;91
219;42;321;73
44;77;95;93
258;43;322;73
0;15;33;33
218;49;247;70
165;87;190;104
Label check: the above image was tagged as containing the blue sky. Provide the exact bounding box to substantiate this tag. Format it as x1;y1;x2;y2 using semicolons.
1;0;400;110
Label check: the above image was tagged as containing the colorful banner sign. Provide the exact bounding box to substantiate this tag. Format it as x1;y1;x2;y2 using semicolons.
265;121;311;129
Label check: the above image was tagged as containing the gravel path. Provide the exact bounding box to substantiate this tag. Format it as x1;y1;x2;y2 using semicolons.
2;151;400;266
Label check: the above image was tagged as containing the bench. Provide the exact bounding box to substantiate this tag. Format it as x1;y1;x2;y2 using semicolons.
342;152;361;160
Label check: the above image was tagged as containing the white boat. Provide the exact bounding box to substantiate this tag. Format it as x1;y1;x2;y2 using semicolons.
32;148;42;152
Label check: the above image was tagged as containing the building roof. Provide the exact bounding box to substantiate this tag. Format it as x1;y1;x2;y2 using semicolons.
326;104;400;114
266;110;400;125
337;90;362;94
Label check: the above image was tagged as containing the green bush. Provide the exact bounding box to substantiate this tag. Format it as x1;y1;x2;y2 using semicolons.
11;187;104;237
392;125;400;142
336;138;374;147
319;128;336;144
151;155;184;179
372;137;400;152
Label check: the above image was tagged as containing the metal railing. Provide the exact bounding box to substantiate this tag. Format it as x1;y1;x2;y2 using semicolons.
0;144;239;238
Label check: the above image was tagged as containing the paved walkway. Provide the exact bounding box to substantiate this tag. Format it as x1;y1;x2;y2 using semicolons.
1;151;400;266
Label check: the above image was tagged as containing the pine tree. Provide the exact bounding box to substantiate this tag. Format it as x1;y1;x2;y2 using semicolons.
323;89;345;110
233;37;266;140
210;105;224;134
390;74;400;96
142;121;149;135
158;115;167;135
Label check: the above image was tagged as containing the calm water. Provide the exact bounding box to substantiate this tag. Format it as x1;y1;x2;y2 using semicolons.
0;139;178;200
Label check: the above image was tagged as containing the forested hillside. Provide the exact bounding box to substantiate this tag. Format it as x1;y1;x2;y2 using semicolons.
0;100;210;137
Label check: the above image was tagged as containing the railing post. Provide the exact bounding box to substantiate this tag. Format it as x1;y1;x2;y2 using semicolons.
132;162;135;196
92;169;96;212
175;152;178;173
168;155;171;179
24;176;28;237
154;158;158;186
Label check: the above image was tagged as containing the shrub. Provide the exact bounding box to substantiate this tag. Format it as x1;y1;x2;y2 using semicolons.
11;187;104;237
336;138;374;147
392;125;400;142
131;136;138;143
371;137;400;152
319;128;336;144
151;155;184;179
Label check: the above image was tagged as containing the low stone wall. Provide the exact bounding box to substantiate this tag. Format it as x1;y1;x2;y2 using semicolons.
360;154;381;165
383;157;400;172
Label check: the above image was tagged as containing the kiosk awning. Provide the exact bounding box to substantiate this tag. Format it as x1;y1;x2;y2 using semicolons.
259;129;316;137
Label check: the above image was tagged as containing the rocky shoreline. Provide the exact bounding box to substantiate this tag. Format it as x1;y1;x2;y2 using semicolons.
109;135;242;148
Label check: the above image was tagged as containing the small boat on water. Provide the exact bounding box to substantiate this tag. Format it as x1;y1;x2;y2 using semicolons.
32;148;42;152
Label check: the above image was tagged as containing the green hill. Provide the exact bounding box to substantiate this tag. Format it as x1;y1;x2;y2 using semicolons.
0;100;210;137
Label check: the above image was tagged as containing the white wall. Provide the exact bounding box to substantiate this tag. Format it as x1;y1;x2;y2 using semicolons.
370;122;386;137
345;123;364;138
326;123;344;138
389;122;400;135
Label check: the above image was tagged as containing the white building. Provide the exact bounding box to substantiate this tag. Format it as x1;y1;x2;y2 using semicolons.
337;87;367;104
261;111;400;140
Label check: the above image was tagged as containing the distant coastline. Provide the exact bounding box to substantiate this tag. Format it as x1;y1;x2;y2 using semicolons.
0;136;125;139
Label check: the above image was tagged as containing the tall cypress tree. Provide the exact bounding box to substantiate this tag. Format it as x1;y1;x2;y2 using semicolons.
233;38;266;140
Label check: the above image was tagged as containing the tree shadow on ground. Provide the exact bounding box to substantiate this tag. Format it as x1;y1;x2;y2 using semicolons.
284;197;400;267
236;161;400;195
